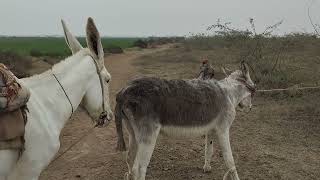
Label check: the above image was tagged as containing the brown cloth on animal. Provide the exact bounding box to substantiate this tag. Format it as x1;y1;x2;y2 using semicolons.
0;64;30;112
0;107;28;150
0;63;30;151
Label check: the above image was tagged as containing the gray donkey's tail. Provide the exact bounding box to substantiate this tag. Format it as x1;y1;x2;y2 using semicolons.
115;100;127;151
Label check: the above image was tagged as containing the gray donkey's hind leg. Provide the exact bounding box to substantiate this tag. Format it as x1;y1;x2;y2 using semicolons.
124;121;138;180
131;123;160;180
203;130;215;172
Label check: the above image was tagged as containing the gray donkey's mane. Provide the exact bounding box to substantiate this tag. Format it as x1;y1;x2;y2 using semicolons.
116;77;229;127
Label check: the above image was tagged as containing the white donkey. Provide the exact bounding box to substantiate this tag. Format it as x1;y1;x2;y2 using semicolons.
115;62;256;180
0;18;113;180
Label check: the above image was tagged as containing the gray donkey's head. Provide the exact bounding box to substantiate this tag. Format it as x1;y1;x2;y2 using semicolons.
226;62;256;110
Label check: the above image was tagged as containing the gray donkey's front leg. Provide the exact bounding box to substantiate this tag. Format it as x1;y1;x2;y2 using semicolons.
203;131;215;172
216;129;240;180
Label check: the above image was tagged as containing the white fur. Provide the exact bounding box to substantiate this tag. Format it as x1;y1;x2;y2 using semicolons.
160;117;220;137
0;19;112;180
131;127;160;180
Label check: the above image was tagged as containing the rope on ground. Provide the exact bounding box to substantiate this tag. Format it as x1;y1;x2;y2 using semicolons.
44;125;122;172
47;126;96;166
257;85;320;92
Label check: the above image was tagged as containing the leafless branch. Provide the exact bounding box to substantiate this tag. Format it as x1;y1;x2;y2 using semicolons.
308;0;320;36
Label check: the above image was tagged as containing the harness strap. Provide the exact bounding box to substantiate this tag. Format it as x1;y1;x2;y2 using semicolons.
236;78;256;96
52;73;74;115
85;55;110;127
89;56;106;111
51;52;107;125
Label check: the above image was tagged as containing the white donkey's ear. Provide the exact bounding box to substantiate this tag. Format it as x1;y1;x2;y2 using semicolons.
61;19;83;54
86;17;104;60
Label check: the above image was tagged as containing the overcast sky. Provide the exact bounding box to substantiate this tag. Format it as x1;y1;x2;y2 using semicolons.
0;0;319;37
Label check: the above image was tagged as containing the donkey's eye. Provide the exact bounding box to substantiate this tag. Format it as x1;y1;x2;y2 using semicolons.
106;79;110;83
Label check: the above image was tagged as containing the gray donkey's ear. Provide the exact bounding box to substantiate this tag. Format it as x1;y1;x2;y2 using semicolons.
221;67;229;77
61;19;83;54
221;66;233;77
241;61;249;75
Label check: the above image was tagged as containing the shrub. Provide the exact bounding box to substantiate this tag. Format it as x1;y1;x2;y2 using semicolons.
30;49;44;57
0;51;32;78
133;39;148;48
104;46;124;54
182;18;305;88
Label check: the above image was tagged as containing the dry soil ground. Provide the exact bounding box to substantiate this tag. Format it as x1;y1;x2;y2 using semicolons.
40;45;319;180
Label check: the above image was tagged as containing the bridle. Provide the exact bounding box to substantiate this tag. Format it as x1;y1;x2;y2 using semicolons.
236;78;256;97
52;73;74;115
235;77;256;113
52;54;109;127
89;55;110;127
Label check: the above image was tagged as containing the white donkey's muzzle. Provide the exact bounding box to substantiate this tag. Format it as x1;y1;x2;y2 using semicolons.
95;110;113;127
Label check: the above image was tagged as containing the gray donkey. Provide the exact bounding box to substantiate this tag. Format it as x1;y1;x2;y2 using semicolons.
115;62;256;180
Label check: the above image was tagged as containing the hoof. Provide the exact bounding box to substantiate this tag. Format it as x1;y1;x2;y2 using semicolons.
223;168;240;180
124;172;129;180
124;172;134;180
203;164;212;173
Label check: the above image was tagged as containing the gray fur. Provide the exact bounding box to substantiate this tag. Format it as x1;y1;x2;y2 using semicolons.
115;102;126;151
116;77;227;127
115;65;255;180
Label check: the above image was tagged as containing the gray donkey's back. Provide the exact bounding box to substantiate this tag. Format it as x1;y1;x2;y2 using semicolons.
115;77;228;151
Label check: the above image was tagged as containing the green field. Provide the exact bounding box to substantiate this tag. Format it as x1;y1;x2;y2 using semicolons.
0;37;140;57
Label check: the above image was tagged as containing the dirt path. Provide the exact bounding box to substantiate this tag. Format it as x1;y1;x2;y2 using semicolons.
40;45;172;180
40;44;319;180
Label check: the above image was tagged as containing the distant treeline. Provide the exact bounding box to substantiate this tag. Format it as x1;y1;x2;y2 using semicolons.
0;36;185;57
0;37;140;57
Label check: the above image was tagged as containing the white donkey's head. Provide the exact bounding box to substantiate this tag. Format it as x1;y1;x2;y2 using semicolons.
224;62;256;110
62;18;112;127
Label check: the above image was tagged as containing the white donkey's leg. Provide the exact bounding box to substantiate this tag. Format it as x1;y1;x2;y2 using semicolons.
216;129;240;180
0;150;19;180
131;125;160;180
6;140;60;180
203;131;214;172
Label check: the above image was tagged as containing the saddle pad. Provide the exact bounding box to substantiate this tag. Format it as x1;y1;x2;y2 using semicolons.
0;86;30;112
0;63;30;113
0;136;23;150
0;109;25;141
